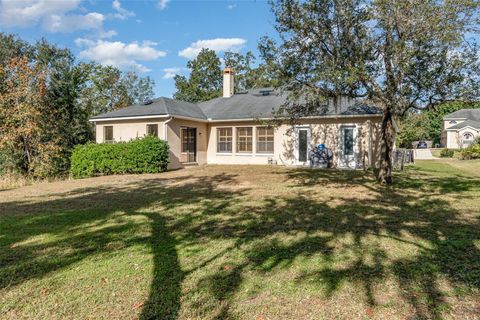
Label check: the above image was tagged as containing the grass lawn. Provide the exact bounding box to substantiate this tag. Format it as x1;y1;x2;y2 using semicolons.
1;160;479;320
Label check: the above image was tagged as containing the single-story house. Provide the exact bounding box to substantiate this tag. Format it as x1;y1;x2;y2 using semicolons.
441;109;480;148
89;68;384;170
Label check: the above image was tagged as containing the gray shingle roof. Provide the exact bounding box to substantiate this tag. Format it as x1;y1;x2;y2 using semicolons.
90;88;382;121
198;88;382;120
444;108;480;121
447;119;480;130
90;97;206;120
198;88;287;120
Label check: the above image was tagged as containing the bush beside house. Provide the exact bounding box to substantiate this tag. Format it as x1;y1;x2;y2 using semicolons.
70;136;169;178
439;148;455;158
459;144;480;160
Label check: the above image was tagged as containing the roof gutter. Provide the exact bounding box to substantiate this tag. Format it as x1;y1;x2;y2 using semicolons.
208;113;382;123
446;125;480;131
89;114;170;122
89;112;382;123
170;115;209;123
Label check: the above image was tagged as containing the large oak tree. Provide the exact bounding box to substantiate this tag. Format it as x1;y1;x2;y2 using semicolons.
262;0;480;184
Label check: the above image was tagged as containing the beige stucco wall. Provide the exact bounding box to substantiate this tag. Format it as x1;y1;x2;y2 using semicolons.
445;128;480;149
166;118;208;169
206;116;382;168
94;118;167;143
94;116;382;170
206;121;286;165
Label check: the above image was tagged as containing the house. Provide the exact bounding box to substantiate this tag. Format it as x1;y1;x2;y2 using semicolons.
441;109;480;148
89;68;384;170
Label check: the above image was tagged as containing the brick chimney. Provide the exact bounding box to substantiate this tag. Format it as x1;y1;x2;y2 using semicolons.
223;67;234;98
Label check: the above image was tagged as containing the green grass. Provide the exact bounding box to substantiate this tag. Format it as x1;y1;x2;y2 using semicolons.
1;162;479;320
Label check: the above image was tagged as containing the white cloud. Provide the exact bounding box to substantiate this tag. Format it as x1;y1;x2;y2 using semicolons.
0;0;106;33
162;68;181;79
76;39;167;73
157;0;170;10
112;0;134;20
97;29;118;39
179;38;247;59
227;3;237;10
42;12;104;32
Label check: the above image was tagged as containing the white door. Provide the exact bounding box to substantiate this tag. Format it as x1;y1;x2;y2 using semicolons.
339;126;357;168
295;127;311;165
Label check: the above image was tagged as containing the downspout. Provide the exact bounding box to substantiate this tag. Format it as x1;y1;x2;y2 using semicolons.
163;116;173;141
368;120;373;168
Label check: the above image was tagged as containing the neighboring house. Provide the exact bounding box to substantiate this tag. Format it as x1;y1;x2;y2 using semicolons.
89;68;384;170
441;109;480;148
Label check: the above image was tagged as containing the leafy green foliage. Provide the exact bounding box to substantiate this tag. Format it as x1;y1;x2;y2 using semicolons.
0;32;155;178
459;141;480;160
224;51;278;92
78;63;155;116
173;48;222;103
70;136;169;178
173;48;277;103
440;149;455;158
397;113;431;148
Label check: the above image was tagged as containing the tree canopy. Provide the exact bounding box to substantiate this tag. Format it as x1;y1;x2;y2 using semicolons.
263;0;480;184
173;48;278;103
173;48;222;103
0;33;155;177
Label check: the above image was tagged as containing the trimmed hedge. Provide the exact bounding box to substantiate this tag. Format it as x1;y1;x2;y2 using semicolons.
70;136;169;179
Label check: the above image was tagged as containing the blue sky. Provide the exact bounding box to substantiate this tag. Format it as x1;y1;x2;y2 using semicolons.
0;0;277;97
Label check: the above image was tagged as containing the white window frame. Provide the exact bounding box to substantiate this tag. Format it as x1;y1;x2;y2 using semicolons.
236;126;254;154
103;126;113;143
339;124;358;169
256;126;274;154
216;127;233;154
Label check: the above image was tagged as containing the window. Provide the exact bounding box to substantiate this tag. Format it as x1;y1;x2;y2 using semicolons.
217;128;232;153
181;128;188;152
257;127;274;154
298;128;308;162
342;127;354;156
463;132;474;147
236;127;253;153
103;126;113;143
146;124;158;137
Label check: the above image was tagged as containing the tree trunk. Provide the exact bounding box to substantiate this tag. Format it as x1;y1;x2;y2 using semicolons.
377;106;395;185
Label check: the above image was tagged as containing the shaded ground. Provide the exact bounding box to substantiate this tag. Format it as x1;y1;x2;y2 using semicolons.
1;161;479;319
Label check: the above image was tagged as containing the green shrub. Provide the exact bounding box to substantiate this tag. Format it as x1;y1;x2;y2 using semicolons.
459;143;480;160
440;148;454;158
70;136;169;179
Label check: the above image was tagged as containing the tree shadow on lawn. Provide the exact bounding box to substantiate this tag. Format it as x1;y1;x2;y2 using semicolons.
0;172;242;320
166;168;480;319
1;167;479;319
